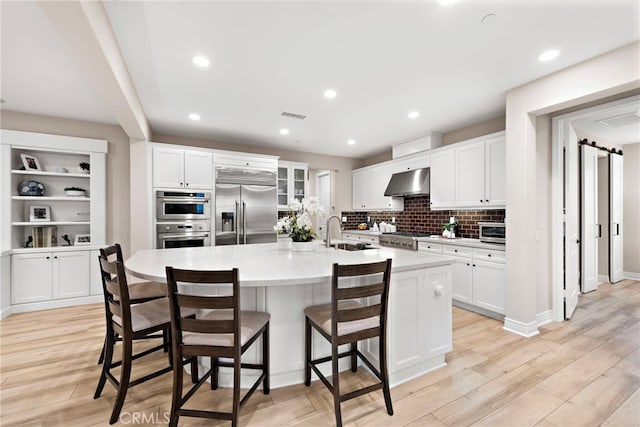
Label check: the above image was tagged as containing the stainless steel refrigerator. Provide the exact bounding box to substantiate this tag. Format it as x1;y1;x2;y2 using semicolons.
215;167;278;246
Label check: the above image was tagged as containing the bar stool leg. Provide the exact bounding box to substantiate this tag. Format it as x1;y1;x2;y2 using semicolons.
169;350;184;427
350;342;357;372
263;323;270;394
94;331;114;399
304;317;312;386
380;335;393;415
332;342;342;427
109;338;133;424
211;357;219;390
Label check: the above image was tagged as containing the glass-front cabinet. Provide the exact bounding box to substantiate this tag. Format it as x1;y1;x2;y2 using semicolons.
277;161;308;210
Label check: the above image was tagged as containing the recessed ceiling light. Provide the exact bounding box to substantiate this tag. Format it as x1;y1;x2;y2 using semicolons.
324;89;337;99
437;0;457;5
280;128;290;135
189;113;200;121
408;111;420;119
538;49;559;62
347;139;356;145
192;55;210;67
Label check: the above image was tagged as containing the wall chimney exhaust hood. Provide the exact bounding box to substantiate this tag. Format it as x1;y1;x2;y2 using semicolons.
384;168;430;197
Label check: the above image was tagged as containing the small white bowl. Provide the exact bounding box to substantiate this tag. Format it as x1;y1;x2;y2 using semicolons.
65;190;86;197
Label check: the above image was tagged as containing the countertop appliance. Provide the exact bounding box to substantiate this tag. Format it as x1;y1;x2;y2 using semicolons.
156;190;211;221
384;168;430;197
379;231;431;250
478;222;506;244
215;167;277;246
156;222;211;249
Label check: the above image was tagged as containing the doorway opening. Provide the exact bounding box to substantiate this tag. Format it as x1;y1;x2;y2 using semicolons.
552;95;637;321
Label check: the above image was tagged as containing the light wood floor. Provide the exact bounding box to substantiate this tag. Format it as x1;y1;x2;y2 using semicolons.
1;279;638;426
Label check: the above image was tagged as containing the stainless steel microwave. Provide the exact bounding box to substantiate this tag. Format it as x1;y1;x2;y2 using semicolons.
156;190;211;221
478;222;505;244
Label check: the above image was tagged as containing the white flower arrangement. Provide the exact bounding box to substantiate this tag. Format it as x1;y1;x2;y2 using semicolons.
274;197;325;242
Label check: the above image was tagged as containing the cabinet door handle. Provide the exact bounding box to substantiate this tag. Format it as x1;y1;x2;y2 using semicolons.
454;249;458;252
54;256;58;259
473;264;476;267
180;182;183;187
185;182;189;187
46;256;50;259
485;199;489;203
488;254;492;257
466;263;470;266
480;199;483;203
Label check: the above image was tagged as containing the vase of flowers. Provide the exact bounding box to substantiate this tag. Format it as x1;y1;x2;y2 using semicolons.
274;197;323;251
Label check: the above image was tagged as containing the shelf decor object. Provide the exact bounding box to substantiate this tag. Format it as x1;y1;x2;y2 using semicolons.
74;234;91;246
64;187;86;197
20;154;41;171
18;180;46;196
30;205;51;222
33;225;57;248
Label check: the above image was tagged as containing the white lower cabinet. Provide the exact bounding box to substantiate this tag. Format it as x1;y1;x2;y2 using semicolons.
472;259;506;314
451;257;473;304
341;232;379;246
11;250;92;304
420;243;505;317
388;266;452;374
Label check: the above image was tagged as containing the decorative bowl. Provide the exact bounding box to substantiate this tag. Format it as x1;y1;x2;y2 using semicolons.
17;181;45;196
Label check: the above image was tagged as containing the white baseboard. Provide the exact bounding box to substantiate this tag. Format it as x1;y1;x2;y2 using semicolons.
536;310;553;327
598;274;610;284
623;271;640;280
503;317;540;337
9;295;102;315
0;305;14;320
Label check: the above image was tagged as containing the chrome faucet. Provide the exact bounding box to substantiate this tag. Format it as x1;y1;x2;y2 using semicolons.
325;215;342;248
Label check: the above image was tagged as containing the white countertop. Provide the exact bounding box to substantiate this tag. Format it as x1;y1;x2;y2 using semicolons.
342;229;382;236
126;242;453;286
416;236;506;251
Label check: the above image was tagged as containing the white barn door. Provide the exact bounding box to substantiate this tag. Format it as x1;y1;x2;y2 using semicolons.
580;144;599;293
609;153;624;283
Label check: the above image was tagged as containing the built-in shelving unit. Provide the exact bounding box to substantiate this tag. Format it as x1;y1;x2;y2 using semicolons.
1;130;107;313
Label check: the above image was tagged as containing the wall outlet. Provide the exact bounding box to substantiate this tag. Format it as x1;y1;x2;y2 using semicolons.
341;216;347;222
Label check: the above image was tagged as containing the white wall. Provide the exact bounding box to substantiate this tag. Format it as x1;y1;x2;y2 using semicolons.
623;143;640;276
0;111;133;256
504;41;639;334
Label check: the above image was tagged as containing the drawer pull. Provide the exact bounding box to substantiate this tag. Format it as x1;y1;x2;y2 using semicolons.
454;249;458;252
488;254;492;257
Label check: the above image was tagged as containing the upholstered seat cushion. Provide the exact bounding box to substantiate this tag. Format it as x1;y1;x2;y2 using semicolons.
304;300;380;337
112;298;196;332
182;310;270;348
128;281;167;301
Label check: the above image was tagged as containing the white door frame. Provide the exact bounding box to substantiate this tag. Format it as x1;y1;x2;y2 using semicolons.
551;95;637;322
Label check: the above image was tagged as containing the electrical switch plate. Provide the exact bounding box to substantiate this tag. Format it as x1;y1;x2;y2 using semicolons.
341;216;347;222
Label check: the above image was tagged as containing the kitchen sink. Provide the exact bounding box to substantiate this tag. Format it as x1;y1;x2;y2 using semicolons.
336;243;376;251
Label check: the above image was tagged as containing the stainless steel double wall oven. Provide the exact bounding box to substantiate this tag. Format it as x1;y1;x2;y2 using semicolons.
155;190;211;248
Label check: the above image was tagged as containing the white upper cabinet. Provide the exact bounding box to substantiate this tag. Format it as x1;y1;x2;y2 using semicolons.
484;134;506;207
153;147;212;189
431;131;506;210
184;151;214;189
352;162;403;211
278;161;308;209
430;150;455;209
455;142;486;207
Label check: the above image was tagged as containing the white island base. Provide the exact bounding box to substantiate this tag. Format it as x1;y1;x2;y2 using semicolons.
126;243;453;389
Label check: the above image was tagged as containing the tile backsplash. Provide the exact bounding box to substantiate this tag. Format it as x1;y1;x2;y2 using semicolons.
341;196;505;239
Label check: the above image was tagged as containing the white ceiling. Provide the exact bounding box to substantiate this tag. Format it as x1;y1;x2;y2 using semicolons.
1;1;639;158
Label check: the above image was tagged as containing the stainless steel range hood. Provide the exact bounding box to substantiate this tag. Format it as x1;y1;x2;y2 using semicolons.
384;168;430;197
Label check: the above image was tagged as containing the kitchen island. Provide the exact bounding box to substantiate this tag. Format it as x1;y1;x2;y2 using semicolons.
126;243;454;388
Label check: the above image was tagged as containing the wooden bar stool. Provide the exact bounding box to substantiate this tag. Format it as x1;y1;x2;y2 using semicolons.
96;243;167;364
94;249;197;425
165;266;270;427
304;259;393;427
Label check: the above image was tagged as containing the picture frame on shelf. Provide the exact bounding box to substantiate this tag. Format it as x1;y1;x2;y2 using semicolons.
20;154;42;171
29;205;51;222
74;234;91;246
